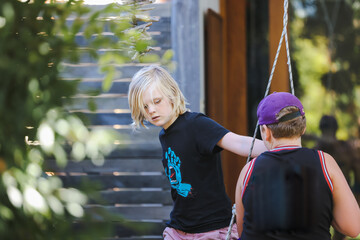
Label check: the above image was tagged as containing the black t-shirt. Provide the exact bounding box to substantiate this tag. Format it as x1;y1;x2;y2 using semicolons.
241;147;333;240
159;111;232;233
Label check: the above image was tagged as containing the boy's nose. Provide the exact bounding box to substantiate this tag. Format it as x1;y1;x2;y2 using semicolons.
147;105;156;113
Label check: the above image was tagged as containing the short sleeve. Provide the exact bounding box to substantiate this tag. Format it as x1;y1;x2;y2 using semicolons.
192;113;230;155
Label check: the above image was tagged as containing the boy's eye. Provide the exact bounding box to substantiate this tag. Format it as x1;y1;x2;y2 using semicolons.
144;105;148;109
155;99;161;104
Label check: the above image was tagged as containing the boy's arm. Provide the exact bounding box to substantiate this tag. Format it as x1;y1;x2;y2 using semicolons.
235;164;249;237
326;152;360;237
235;162;249;237
217;132;267;157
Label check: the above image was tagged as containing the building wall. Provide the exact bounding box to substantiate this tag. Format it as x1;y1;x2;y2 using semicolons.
199;0;220;112
171;0;219;113
172;0;289;203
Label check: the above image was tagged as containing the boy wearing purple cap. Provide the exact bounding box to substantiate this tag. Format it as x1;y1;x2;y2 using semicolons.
235;92;360;240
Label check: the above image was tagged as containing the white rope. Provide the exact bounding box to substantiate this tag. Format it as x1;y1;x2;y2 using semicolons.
226;1;294;239
246;0;294;165
225;204;236;239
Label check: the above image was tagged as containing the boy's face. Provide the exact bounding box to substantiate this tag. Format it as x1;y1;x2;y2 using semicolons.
142;85;176;129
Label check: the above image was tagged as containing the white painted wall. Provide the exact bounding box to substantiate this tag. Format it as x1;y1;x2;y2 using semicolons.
198;0;220;113
171;0;220;113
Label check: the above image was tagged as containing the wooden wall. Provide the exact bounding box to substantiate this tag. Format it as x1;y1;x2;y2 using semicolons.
269;0;290;92
206;0;289;203
220;0;248;203
204;0;248;202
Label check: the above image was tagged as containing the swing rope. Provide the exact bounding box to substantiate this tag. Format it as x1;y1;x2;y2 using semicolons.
245;0;294;166
226;0;294;239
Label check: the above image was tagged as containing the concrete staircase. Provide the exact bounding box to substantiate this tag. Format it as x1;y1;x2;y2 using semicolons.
45;3;172;239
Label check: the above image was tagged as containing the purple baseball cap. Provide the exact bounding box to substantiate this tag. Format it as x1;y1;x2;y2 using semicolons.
257;92;305;125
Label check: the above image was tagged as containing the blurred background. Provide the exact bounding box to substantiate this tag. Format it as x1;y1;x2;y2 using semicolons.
0;0;359;239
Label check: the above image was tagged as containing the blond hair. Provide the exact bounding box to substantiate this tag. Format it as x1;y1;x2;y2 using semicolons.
128;65;188;128
265;106;306;138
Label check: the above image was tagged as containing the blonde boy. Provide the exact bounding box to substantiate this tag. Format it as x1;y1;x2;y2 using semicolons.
235;92;360;240
128;65;267;240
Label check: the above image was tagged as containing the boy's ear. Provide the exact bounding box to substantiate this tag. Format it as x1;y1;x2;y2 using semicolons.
262;125;272;142
301;126;306;136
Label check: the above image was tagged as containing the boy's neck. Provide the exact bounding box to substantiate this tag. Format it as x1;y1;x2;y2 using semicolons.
163;113;180;130
270;137;302;150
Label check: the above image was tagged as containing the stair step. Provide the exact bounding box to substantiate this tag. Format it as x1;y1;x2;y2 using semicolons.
63;47;170;64
110;220;166;239
74;113;163;129
96;190;172;205
68;94;129;110
61;63;156;79
76;78;131;94
85;205;172;221
72;220;166;239
58;3;172;239
76;112;132;125
73;220;166;240
56;175;170;190
68;2;170;17
73;32;170;48
66;16;170;33
45;158;164;173
110;144;162;158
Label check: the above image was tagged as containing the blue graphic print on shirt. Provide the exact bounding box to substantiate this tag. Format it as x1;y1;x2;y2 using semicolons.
165;147;192;197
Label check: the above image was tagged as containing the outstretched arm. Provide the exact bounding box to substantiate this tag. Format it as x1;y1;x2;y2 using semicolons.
217;132;267;157
326;152;360;237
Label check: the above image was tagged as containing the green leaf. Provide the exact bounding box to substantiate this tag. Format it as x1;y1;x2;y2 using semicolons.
87;98;97;112
140;53;160;63
102;70;115;92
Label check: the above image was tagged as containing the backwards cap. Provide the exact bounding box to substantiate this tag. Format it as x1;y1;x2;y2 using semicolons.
257;92;305;125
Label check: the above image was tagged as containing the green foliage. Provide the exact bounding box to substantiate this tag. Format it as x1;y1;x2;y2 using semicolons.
0;0;156;239
291;1;360;140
